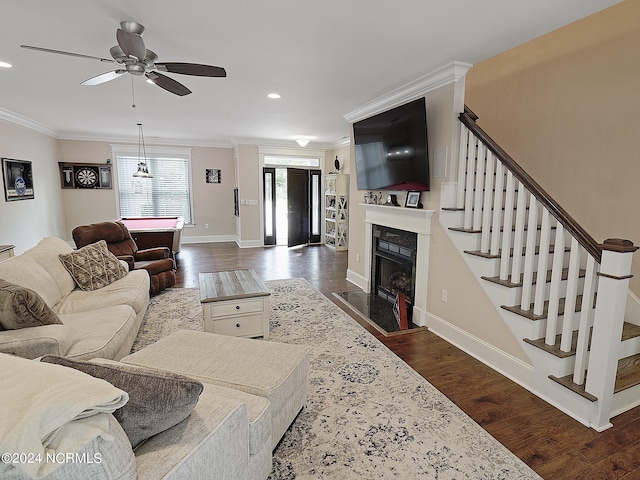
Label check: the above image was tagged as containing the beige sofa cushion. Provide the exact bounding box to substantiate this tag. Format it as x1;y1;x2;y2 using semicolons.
56;270;149;317
0;256;61;308
59;305;139;360
0;280;62;330
22;237;76;299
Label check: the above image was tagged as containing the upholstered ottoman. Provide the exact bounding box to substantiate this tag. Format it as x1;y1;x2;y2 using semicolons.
120;330;310;449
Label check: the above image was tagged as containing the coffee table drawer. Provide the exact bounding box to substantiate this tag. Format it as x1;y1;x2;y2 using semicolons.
210;298;264;318
206;314;263;337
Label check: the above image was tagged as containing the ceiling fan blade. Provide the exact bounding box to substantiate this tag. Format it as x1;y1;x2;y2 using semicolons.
81;70;126;86
116;28;146;60
20;45;113;63
146;72;192;96
156;62;226;77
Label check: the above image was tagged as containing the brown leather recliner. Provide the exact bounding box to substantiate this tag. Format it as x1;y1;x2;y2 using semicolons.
72;221;176;295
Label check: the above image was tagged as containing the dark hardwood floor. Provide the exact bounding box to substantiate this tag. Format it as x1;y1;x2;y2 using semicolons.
174;242;640;480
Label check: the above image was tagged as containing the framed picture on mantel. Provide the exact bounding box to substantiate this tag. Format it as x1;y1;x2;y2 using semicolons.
405;191;421;208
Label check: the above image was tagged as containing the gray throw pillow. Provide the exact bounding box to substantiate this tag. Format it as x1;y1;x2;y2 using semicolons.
40;355;204;448
0;280;62;330
59;240;127;291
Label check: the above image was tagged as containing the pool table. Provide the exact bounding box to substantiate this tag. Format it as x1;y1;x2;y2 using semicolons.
117;216;185;256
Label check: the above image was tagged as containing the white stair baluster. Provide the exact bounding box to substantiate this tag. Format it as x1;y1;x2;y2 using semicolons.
490;161;504;256
533;208;552;316
560;237;581;352
545;222;565;345
499;171;516;281
456;124;468;209
510;183;528;285
480;150;495;253
573;255;598;385
463;132;476;230
520;195;539;311
473;143;486;232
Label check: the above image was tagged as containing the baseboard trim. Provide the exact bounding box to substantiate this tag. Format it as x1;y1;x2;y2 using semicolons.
346;269;368;291
182;235;237;244
427;312;533;387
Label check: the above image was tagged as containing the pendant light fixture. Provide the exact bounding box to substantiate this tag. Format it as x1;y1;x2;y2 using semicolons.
132;123;153;178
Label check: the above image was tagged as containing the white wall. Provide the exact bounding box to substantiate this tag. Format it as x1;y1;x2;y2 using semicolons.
0;121;65;253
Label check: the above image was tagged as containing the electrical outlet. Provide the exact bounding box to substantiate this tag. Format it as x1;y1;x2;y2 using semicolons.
356;253;360;262
205;224;209;229
441;289;448;302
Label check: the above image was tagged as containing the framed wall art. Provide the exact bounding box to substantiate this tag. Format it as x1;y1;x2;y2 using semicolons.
2;158;34;201
58;162;112;189
206;168;221;184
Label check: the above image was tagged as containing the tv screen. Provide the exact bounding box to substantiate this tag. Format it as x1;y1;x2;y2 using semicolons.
353;97;429;191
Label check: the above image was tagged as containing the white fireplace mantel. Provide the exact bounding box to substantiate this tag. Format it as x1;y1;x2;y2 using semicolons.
362;204;435;327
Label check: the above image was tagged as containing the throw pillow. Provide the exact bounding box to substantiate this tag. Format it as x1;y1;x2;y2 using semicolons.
0;280;62;330
40;355;204;448
58;240;127;291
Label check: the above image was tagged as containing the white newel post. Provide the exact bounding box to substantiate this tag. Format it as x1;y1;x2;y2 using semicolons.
363;204;435;327
586;239;638;431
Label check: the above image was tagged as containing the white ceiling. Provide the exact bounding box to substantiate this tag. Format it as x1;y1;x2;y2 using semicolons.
0;1;621;148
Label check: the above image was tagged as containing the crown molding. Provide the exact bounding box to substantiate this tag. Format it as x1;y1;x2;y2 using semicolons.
343;61;472;124
0;107;59;138
234;137;332;151
58;131;234;148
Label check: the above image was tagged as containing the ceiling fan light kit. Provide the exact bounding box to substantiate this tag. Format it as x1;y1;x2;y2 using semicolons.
21;21;226;97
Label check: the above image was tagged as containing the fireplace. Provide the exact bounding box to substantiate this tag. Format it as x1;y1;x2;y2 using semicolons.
372;225;417;320
344;203;434;328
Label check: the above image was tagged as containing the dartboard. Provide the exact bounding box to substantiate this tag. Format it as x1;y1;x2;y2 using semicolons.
74;167;98;188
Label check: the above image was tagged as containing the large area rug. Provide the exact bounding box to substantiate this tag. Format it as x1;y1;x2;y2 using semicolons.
133;278;541;479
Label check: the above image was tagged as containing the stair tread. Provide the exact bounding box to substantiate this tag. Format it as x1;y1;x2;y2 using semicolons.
524;331;580;358
615;353;640;393
464;244;570;261
482;267;586;288
501;295;585;321
550;351;640;398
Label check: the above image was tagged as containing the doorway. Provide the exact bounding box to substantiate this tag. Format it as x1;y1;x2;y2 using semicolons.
263;167;321;247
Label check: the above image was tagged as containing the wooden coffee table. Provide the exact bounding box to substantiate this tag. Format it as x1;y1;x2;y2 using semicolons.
198;269;270;339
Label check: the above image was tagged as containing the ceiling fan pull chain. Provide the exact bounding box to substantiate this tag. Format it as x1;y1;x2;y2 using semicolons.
131;75;136;108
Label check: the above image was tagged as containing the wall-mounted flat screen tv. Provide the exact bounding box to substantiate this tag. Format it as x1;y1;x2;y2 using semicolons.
353;97;429;191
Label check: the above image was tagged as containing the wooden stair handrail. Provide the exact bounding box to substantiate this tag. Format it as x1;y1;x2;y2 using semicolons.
459;110;602;263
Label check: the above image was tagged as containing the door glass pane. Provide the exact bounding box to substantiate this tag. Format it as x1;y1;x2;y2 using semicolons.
265;172;273;236
311;173;320;236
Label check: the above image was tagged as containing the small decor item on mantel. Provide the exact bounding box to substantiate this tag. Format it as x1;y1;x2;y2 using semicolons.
405;191;423;209
383;194;399;206
206;169;221;184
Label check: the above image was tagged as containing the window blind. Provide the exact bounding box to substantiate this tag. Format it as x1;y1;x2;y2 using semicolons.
116;155;192;223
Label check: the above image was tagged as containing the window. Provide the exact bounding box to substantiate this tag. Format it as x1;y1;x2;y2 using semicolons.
113;146;193;224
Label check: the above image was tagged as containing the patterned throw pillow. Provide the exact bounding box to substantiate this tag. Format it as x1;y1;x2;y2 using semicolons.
59;240;127;291
0;280;62;330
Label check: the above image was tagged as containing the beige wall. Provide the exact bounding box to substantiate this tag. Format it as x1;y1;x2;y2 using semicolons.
0;121;66;253
346;83;530;362
56;140;237;242
464;1;640;295
236;144;261;245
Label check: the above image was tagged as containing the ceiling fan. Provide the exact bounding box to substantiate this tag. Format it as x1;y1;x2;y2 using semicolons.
20;21;226;96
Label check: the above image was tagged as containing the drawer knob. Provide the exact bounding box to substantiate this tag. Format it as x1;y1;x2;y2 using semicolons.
236;305;240;310
236;323;241;328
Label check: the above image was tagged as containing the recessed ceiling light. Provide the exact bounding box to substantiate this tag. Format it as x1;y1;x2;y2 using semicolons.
296;138;310;147
267;93;281;99
0;61;12;68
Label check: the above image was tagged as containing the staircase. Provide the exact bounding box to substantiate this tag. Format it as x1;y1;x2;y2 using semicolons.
440;107;639;431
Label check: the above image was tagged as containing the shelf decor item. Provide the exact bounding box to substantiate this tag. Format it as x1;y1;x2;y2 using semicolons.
405;191;422;208
2;158;34;201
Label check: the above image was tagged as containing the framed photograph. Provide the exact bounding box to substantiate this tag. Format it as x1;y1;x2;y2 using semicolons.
2;158;34;201
405;191;421;208
206;168;221;184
